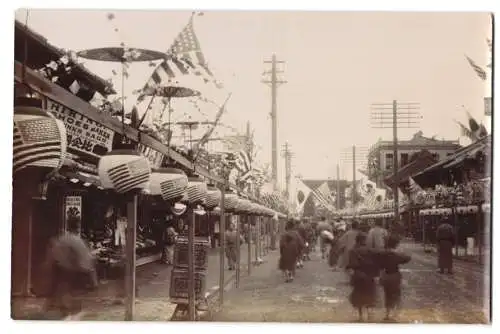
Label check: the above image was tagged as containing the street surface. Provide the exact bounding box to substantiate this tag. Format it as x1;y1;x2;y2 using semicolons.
208;242;490;324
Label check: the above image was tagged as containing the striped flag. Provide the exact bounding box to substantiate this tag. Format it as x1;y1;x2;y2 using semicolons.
136;14;222;103
465;55;487;80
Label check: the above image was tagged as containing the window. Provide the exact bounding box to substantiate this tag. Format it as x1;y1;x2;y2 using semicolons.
385;153;393;170
401;153;409;166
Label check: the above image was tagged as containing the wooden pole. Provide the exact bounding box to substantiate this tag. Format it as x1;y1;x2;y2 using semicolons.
478;204;482;264
187;207;196;321
219;186;226;305
235;214;241;288
26;202;33;296
247;215;252;275
125;195;137;321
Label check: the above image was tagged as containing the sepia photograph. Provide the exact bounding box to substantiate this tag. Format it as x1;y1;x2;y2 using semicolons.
9;7;493;325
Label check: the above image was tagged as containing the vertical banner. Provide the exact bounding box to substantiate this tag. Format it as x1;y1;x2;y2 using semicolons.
65;195;83;234
484;97;492;116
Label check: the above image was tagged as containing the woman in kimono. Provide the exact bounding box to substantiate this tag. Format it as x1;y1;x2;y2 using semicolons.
436;219;454;275
346;232;381;322
225;222;239;270
379;234;411;321
279;220;302;282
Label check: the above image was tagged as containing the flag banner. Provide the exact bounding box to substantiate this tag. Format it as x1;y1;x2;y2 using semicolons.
465;55;487;80
290;177;312;215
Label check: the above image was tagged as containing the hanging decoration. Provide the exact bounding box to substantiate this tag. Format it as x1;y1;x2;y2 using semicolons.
13;104;67;175
98;149;151;194
148;167;188;203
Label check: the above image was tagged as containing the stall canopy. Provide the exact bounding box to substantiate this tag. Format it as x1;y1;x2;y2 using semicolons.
384;150;437;189
413;136;491;188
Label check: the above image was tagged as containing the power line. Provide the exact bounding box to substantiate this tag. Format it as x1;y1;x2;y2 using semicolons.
370;100;421;226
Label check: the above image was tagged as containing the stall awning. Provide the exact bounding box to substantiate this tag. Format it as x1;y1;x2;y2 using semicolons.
413;136;491;185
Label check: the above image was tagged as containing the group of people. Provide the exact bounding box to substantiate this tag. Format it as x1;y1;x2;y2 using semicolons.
279;216;412;322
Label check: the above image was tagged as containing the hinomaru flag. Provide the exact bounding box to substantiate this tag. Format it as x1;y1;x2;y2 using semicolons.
290;177;312;214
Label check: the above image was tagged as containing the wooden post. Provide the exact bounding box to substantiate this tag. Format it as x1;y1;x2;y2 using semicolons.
125;195;138;321
219;186;226;305
247;215;252;275
235;214;241;288
26;205;33;296
187;208;196;321
477;204;482;264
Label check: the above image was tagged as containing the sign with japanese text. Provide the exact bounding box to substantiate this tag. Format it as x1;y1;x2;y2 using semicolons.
138;144;165;169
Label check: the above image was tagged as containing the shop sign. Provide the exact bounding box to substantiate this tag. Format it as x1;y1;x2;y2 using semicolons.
138;144;165;169
64;195;82;232
47;99;114;159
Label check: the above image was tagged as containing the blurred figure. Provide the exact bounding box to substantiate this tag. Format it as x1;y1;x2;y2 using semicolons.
436;218;455;275
225;222;239;270
44;219;98;320
336;220;361;276
379;234;411;321
346;232;381;322
316;216;333;259
162;225;178;265
279;220;302;282
366;219;388;250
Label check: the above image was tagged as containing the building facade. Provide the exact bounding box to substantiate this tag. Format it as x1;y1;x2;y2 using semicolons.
366;131;461;187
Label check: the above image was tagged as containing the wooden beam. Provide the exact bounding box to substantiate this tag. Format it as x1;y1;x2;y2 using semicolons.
14;60;224;184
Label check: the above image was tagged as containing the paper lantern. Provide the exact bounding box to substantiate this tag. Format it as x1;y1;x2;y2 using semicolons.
172;202;187;216
186;176;207;205
212;206;221;215
13;105;67;175
235;198;251;214
98;149;151;194
149;167;188;202
205;185;222;210
224;192;239;213
482;203;490;213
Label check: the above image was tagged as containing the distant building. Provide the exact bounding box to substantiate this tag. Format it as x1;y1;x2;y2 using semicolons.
366;131;461;187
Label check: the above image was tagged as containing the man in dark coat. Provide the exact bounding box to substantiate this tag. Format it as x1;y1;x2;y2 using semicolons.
44;219;98;319
279;220;304;282
436;218;455;275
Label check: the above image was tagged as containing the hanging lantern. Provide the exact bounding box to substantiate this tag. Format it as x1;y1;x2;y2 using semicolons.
205;185;222;210
172;202;187;216
186;176;207;206
13;105;67;175
224;192;239;213
98;149;151;194
212;206;221;216
236;198;252;215
149;167;188;202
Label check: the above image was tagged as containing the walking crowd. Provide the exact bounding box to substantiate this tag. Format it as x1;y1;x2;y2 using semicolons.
279;216;410;322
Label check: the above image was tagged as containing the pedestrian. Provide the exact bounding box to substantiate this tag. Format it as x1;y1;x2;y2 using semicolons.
297;219;308;262
162;225;178;265
366;219;389;250
379;234;411;321
316;216;333;259
43;218;98;320
279;220;302;282
225;222;239;270
436;218;455;275
303;220;315;261
336;220;361;278
346;232;381;322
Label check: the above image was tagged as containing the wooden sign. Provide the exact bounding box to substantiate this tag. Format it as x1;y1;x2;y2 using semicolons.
138;144;165;169
47;99;115;159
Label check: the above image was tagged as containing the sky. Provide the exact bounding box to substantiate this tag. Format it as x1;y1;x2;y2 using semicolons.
14;10;492;187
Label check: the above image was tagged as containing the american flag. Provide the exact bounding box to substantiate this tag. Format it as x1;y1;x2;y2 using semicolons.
13;116;65;174
107;158;151;194
136;14;222;103
465;55;487;81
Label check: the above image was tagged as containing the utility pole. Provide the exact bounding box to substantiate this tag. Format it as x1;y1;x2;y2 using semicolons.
262;54;287;190
341;146;369;209
370;100;421;226
336;164;341;210
281;142;293;199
